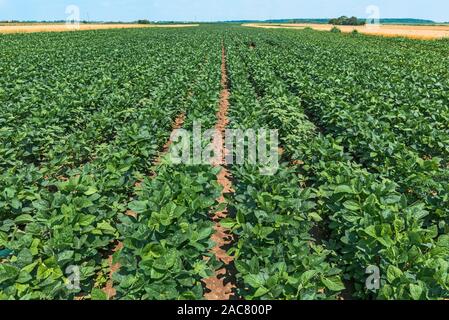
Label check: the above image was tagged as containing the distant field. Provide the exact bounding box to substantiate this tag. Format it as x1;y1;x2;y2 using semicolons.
244;23;449;40
0;23;199;34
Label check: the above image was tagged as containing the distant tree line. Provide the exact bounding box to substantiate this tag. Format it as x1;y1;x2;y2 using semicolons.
288;19;329;24
328;16;366;26
136;20;192;25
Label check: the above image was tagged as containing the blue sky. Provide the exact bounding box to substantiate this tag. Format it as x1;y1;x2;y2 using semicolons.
0;0;448;22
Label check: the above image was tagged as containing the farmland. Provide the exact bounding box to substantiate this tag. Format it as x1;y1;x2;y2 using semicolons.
245;23;449;40
1;25;449;300
0;23;199;34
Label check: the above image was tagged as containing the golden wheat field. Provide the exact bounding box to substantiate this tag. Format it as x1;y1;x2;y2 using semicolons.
0;23;199;34
244;23;449;39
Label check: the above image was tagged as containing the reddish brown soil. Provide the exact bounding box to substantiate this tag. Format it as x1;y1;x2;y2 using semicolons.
203;44;236;300
125;210;138;219
103;241;124;299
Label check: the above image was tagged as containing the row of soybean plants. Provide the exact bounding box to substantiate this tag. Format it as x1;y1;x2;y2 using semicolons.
223;28;449;300
0;28;221;299
111;29;225;300
266;28;449;223
254;30;449;299
224;34;344;300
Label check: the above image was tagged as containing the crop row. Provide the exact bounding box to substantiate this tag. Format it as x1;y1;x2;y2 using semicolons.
224;28;449;300
259;29;449;224
0;28;223;299
1;25;449;300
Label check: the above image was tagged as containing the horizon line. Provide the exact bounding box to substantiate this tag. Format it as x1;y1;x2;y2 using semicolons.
1;17;447;23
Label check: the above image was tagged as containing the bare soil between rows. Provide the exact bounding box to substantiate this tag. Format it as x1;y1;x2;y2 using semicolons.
202;44;236;300
98;44;236;301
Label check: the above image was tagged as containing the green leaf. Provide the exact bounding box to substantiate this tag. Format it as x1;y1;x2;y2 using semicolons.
409;284;423;300
11;198;21;210
79;214;96;227
308;212;323;222
197;226;212;240
95;221;116;235
32;200;49;211
387;265;403;283
141;243;164;260
244;274;265;289
382;195;401;205
153;250;177;271
220;218;237;229
300;270;318;284
237;211;245;225
15;214;34;224
343;201;360;211
334;185;355;194
22;262;38;274
254;287;270;298
321;276;345;292
128;200;148;213
91;288;108;300
0;264;19;282
84;186;99;196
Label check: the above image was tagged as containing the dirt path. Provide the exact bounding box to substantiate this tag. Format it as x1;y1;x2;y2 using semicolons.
102;112;186;300
244;23;449;40
0;24;199;34
103;241;124;299
203;44;236;300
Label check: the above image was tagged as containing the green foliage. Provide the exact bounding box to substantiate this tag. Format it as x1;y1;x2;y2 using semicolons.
113;165;222;300
226;39;345;300
136;19;151;25
329;16;366;26
330;27;342;33
1;25;449;301
225;26;449;300
0;27;222;299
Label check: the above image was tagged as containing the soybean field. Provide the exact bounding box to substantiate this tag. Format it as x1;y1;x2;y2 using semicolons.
1;25;449;300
